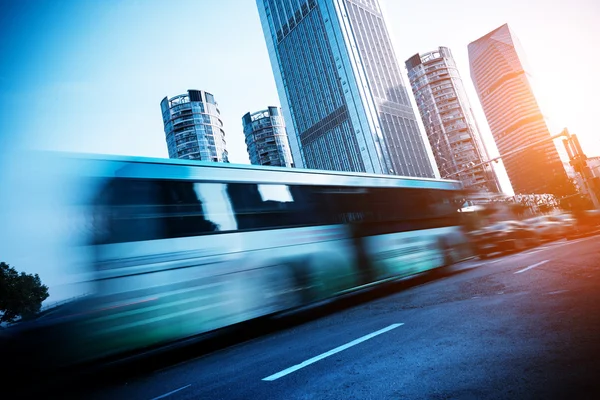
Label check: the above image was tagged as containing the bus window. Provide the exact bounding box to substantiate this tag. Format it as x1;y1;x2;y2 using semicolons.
257;184;293;203
95;178;165;244
309;186;368;224
162;180;220;238
95;179;235;243
226;183;321;230
193;183;237;232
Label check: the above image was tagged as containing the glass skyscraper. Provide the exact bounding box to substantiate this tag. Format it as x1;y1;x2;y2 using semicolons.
160;89;228;162
243;106;294;167
257;0;436;177
468;24;569;195
406;46;500;193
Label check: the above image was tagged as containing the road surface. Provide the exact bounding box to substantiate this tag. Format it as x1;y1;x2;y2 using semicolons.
61;235;600;399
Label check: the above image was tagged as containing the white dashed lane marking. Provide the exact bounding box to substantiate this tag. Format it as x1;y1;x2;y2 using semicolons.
149;384;191;400
262;323;403;381
515;260;549;274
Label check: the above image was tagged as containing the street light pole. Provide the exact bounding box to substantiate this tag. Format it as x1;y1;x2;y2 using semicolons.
445;128;598;209
446;130;570;179
563;129;600;209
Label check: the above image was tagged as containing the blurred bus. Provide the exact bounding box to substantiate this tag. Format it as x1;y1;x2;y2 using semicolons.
4;153;473;372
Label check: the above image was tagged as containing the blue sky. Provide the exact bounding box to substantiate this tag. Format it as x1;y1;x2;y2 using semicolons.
2;0;599;171
1;0;599;301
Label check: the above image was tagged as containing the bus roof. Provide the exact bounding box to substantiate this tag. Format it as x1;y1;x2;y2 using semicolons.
33;150;464;191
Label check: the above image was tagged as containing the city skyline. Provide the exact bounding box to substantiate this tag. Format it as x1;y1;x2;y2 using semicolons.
257;0;436;178
0;0;599;303
2;4;600;393
2;1;599;197
469;24;572;196
406;46;500;193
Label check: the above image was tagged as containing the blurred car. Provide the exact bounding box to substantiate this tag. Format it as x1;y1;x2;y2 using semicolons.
570;209;600;237
580;209;600;225
551;213;578;238
470;220;539;259
523;215;566;241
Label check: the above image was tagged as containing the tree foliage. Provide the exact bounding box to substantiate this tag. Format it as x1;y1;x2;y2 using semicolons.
559;194;593;214
548;175;578;199
0;262;49;323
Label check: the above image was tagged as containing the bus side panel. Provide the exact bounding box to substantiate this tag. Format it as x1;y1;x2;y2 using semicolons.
362;226;464;281
61;226;359;364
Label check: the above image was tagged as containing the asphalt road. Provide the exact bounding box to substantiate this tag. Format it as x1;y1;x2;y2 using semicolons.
70;235;600;399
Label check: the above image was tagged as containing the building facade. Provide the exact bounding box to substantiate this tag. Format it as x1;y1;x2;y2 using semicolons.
256;0;436;177
468;24;570;195
406;46;500;193
588;156;600;178
160;89;228;162
243;106;294;167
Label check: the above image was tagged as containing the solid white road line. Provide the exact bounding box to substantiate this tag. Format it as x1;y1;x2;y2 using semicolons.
482;235;598;266
541;236;597;248
565;237;595;245
150;384;192;400
262;323;403;381
510;237;595;258
515;260;549;274
522;249;544;256
548;289;569;295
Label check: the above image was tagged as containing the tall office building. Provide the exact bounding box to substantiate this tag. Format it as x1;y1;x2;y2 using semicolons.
468;24;569;195
160;89;228;162
243;106;294;167
257;0;436;177
406;47;500;193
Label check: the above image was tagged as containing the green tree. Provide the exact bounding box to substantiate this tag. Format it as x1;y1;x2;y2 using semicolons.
0;262;49;323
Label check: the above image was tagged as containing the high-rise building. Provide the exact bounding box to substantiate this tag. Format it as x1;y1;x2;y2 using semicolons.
406;46;500;193
243;106;294;167
468;24;570;195
160;89;228;162
256;0;436;177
